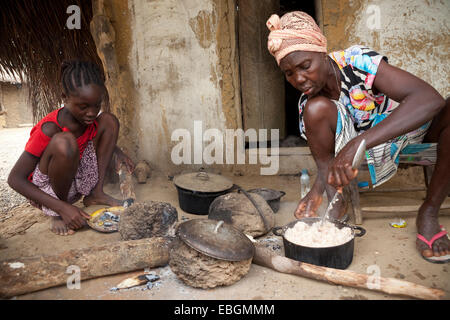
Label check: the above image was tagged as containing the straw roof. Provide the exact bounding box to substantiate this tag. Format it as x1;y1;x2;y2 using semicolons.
0;68;23;84
0;0;104;121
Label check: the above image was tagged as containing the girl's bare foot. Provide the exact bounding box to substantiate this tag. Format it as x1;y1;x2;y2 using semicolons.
416;205;450;258
51;216;75;236
83;190;123;207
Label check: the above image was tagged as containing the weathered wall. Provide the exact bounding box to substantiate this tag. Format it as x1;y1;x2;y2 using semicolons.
120;0;240;174
321;0;450;97
98;0;448;176
0;83;32;128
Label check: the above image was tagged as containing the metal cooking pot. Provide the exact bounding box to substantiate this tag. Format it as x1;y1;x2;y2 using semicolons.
173;171;234;215
272;217;366;269
247;188;286;213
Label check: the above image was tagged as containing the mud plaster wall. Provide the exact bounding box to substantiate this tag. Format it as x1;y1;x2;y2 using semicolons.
120;0;241;174
320;0;450;97
320;0;449;185
0;83;32;128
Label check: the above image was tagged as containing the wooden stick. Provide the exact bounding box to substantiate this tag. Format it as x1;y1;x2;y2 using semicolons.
0;237;170;298
359;187;426;193
118;162;136;200
253;244;445;300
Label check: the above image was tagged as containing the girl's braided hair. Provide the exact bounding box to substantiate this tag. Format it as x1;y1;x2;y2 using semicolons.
60;60;105;95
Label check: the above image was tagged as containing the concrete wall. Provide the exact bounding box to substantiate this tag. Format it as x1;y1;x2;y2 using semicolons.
321;0;449;97
0;82;32;128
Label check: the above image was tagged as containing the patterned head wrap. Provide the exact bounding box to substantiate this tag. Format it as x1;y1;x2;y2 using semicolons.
266;11;327;65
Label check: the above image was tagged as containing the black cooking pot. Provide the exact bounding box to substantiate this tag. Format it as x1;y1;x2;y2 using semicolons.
175;186;231;215
173;171;234;215
247;188;286;213
273;217;366;269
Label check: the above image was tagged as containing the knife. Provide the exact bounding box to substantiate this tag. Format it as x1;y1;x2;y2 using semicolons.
321;139;367;225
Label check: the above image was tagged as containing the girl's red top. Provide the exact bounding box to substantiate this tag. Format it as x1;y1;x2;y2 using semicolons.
25;107;98;180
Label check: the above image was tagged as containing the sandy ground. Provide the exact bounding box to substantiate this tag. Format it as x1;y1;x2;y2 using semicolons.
0;128;449;300
0;127;29;215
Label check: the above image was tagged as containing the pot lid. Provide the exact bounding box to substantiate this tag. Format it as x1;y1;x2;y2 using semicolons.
173;171;233;193
177;219;255;261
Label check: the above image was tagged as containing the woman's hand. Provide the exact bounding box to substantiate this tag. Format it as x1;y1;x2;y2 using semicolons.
58;203;91;230
327;138;360;189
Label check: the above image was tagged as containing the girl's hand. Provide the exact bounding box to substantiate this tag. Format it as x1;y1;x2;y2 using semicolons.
114;147;135;173
58;203;91;230
327;138;360;189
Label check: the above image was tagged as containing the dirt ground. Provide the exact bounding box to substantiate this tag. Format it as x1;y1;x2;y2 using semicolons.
0;172;449;300
0;128;449;300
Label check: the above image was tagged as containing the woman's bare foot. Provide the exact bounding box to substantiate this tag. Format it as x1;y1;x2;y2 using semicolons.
51;216;75;236
83;190;123;207
416;205;450;258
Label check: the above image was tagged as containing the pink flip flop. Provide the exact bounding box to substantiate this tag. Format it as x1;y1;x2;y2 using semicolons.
417;225;450;264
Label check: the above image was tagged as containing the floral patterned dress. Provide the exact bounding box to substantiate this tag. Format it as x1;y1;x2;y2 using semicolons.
298;45;435;187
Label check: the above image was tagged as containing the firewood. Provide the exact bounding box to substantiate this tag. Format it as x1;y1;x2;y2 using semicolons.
0;237;170;298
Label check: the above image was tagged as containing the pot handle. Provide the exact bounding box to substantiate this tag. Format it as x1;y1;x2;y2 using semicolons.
196;171;210;181
214;220;224;233
272;226;284;237
278;191;286;198
352;225;366;237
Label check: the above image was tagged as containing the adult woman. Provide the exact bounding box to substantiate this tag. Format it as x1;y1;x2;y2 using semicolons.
266;11;449;262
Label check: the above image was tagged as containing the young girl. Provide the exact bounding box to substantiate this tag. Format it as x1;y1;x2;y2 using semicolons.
8;60;134;236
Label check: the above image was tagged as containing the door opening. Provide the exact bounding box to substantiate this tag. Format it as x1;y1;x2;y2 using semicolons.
279;0;317;148
237;0;320;148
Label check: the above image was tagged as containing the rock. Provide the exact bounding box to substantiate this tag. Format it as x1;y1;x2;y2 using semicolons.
208;192;274;237
118;201;178;240
134;160;151;184
169;238;252;289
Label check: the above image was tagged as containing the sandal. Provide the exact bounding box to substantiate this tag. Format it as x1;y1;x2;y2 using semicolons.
417;225;450;264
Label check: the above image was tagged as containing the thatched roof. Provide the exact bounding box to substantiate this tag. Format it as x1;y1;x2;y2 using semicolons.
0;68;23;84
0;0;104;121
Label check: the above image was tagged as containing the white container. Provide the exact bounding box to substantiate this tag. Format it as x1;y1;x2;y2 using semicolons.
300;169;310;198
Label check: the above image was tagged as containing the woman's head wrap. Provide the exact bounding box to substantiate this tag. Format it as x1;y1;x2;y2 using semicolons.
266;11;327;65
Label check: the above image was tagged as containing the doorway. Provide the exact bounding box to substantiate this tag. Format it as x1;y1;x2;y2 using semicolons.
237;0;318;148
279;0;316;147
